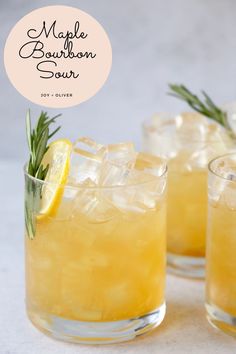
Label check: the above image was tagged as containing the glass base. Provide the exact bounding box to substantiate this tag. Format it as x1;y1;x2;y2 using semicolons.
206;302;236;338
27;303;166;344
167;253;205;279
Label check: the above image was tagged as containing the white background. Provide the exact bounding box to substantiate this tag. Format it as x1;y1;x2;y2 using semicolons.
1;0;236;161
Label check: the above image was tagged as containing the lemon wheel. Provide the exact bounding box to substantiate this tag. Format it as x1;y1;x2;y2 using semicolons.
38;139;72;218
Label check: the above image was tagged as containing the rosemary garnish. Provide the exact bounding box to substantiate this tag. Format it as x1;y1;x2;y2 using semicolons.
25;110;61;239
168;84;235;138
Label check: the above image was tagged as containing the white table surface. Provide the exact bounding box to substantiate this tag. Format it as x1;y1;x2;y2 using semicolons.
0;160;235;354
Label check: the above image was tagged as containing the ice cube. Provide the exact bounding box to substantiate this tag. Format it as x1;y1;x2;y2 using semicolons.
214;158;236;180
99;142;137;186
99;161;130;186
143;116;178;159
186;144;218;169
74;137;105;157
72;181;118;223
208;173;226;206
130;153;167;211
176;112;208;138
217;160;236;210
144;113;173;130
104;153;167;213
176;117;229;170
175;112;209;157
134;152;166;177
127;169;166;210
68;137;106;185
222;102;236;135
83;197;118;223
205;123;230;155
64;138;167;220
103;185;146;214
209;157;236;208
209;177;236;210
106;142;137;168
224;182;236;210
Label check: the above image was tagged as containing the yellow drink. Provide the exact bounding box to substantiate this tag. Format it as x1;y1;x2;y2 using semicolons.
26;201;166;323
143;112;231;277
24;142;167;343
167;169;207;257
206;153;236;336
206;202;236;316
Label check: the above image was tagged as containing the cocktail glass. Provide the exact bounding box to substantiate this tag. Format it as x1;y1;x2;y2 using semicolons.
24;141;167;344
206;152;236;337
143;112;233;278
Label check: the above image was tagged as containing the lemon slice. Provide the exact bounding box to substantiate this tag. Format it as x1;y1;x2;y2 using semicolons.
38;139;72;218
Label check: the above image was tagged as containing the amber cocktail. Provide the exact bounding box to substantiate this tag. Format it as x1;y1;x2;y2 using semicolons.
143;113;231;277
206;153;236;337
25;138;167;344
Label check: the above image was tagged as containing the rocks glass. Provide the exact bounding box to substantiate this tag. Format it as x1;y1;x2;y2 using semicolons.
206;153;236;336
143;112;232;278
24;141;167;344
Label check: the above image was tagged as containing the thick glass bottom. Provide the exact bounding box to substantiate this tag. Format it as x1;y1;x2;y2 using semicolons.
27;303;166;344
206;302;236;338
167;252;205;279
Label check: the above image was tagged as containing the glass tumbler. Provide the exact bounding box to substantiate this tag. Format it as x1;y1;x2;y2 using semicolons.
24;163;167;344
143;112;233;278
206;153;236;337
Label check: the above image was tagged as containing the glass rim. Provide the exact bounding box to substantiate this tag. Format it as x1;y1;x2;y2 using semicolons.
142;115;230;143
23;162;168;190
208;152;236;182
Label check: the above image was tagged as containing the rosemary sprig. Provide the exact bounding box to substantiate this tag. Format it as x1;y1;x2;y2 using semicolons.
168;84;234;137
25;110;61;239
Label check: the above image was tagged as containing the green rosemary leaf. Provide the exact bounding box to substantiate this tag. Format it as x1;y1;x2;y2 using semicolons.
168;83;235;138
34;127;49;171
42;164;49;180
49;125;61;139
25;111;61;239
35;164;44;179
